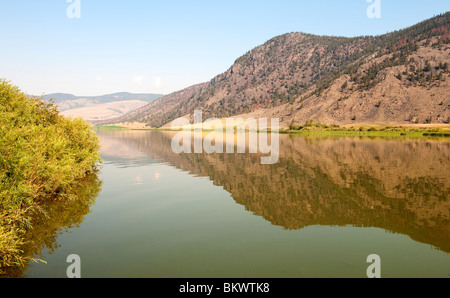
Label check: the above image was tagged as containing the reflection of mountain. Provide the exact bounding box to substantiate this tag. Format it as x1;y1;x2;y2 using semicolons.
96;130;450;252
97;129;162;168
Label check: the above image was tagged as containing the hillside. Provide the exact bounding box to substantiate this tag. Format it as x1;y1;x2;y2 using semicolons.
42;92;163;122
100;13;450;129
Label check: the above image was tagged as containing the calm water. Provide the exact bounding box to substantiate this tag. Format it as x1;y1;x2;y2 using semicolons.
23;130;450;278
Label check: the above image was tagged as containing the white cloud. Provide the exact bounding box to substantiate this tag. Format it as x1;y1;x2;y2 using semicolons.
152;77;162;89
132;75;145;85
96;76;102;81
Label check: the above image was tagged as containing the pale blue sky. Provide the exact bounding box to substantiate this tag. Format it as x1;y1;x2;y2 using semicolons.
0;0;449;96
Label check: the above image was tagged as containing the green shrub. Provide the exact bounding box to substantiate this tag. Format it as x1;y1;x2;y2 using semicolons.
0;80;102;272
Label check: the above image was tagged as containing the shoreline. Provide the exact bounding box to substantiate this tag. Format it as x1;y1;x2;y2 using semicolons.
93;124;450;138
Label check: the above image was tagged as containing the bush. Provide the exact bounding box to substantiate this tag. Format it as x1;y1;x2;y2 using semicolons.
0;80;102;273
289;121;303;131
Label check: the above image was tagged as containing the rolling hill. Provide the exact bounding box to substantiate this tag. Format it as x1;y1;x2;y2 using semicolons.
42;92;163;122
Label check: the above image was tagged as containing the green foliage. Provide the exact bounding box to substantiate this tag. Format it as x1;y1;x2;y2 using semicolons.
288;119;331;131
0;80;102;273
289;121;303;131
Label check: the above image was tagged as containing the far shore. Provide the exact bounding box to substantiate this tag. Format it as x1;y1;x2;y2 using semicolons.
93;121;450;138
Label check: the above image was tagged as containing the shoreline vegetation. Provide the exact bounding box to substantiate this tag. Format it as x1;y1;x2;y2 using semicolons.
94;120;450;138
0;80;102;276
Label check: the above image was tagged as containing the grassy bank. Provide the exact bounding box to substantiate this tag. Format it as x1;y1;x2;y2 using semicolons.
0;80;102;274
281;128;450;137
283;120;450;138
93;125;128;130
95;122;450;138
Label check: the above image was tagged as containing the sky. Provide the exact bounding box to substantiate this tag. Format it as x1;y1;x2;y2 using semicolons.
0;0;449;96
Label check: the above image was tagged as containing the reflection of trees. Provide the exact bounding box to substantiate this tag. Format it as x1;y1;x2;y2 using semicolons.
2;173;102;278
98;131;450;252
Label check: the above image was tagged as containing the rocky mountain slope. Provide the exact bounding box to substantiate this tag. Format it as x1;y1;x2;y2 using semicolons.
100;13;450;128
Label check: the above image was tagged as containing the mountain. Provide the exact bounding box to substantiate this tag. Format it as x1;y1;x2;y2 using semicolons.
100;13;450;128
43;92;163;110
41;92;164;122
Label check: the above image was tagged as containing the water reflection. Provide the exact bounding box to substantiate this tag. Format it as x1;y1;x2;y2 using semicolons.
3;173;102;278
97;130;450;253
99;130;163;168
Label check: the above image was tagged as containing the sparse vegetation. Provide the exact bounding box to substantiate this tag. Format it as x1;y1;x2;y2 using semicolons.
283;121;450;137
101;12;450;128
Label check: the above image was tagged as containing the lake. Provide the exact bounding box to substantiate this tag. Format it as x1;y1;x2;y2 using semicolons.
24;129;450;278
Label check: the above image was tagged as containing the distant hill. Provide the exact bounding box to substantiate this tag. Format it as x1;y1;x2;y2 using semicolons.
41;92;164;122
101;12;450;128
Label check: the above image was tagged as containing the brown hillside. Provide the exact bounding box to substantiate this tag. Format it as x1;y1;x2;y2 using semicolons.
98;12;450;128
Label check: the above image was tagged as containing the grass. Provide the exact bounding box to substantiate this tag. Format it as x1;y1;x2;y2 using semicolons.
283;121;450;138
93;125;128;130
282;130;428;137
95;122;450;138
